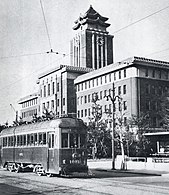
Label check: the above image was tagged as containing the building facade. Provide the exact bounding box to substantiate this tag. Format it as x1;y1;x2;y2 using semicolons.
74;56;169;128
37;65;92;117
18;92;40;122
70;5;114;69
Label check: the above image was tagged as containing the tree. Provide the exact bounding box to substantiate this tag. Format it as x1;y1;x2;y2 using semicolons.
87;94;112;159
128;113;156;157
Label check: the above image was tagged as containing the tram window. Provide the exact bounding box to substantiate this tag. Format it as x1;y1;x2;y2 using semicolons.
43;132;46;145
11;136;13;146
3;137;7;147
20;135;23;146
39;133;43;144
8;137;11;147
17;136;20;146
23;135;26;146
80;134;86;147
49;133;54;148
52;134;54;148
27;134;30;145
62;133;68;148
34;133;38;145
70;134;78;148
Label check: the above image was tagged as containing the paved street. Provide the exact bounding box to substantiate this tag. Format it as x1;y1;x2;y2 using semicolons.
1;168;169;195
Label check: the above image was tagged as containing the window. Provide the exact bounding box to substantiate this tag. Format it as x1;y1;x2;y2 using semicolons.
48;84;50;96
96;78;98;86
43;132;46;145
85;109;87;117
119;71;121;79
158;70;161;79
109;74;111;82
88;108;90;117
123;101;127;110
100;91;102;100
52;82;55;94
104;90;107;97
152;69;155;78
118;86;121;95
165;71;168;80
77;85;80;91
146;100;150;110
100;77;103;85
78;110;80;118
84;96;87;103
44;86;46;97
81;96;83;104
124;69;126;78
146;84;150;94
51;100;54;110
63;98;65;106
57;99;59;106
89;81;91;88
123;85;126;94
105;75;107;83
114;72;116;81
145;68;148;77
62;133;68;148
87;94;90;103
49;133;54;148
109;89;111;96
85;82;87;89
57;83;59;92
81;110;83;117
70;133;78;148
81;83;83;90
92;80;94;87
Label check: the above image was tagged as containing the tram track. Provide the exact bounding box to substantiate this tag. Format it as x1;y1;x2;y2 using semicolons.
1;170;169;195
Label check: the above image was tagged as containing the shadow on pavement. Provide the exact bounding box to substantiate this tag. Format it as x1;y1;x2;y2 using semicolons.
91;169;162;178
0;183;41;195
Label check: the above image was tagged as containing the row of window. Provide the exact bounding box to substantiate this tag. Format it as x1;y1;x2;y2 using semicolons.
145;68;169;80
2;132;86;149
77;69;127;91
77;85;126;105
22;109;38;118
41;82;60;98
22;98;38;108
77;101;127;118
145;100;161;111
145;85;168;95
62;133;85;148
2;132;47;148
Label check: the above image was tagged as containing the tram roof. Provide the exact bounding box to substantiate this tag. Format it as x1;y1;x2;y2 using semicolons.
0;117;86;136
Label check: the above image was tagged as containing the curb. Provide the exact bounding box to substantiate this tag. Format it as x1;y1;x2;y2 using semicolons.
94;168;162;176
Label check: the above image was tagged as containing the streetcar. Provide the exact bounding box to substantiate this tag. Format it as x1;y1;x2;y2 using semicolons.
0;117;89;177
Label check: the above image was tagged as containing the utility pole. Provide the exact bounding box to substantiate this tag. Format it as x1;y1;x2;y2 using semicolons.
105;83;122;170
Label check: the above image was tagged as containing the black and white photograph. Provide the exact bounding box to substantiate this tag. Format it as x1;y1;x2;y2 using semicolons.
1;0;169;194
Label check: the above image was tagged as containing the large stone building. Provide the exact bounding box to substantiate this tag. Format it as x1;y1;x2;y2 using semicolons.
74;56;169;128
18;92;40;122
37;65;92;117
70;5;114;69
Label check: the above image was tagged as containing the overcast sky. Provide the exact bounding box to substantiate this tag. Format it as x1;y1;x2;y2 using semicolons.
0;0;169;124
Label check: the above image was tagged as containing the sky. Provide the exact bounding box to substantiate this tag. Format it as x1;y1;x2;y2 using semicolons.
0;0;169;124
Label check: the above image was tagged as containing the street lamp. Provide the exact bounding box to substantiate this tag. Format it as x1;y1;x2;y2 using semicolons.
105;83;122;170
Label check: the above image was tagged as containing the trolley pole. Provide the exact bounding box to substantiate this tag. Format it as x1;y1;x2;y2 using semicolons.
105;83;121;170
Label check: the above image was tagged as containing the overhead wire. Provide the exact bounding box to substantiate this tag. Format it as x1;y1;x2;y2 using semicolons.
40;0;52;50
113;5;169;34
0;4;169;92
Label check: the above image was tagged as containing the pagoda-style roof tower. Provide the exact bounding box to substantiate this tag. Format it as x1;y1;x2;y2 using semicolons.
73;5;110;32
70;6;114;69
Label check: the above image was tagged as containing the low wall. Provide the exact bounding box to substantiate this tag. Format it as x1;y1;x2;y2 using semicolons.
87;156;169;172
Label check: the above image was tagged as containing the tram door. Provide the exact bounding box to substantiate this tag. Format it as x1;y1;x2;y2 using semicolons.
47;132;56;173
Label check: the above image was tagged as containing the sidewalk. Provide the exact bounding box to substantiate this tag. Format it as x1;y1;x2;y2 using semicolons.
88;159;169;177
